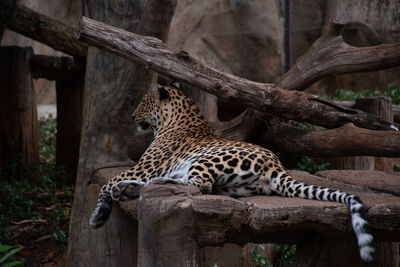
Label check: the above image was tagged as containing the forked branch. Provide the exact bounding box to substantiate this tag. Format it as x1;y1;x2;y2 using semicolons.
78;16;398;131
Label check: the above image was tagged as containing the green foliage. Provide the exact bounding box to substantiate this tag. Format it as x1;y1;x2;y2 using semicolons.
327;83;400;104
290;121;316;132
0;117;72;251
0;244;23;267
295;156;330;174
393;163;400;172
38;115;57;163
249;244;272;267
273;244;297;267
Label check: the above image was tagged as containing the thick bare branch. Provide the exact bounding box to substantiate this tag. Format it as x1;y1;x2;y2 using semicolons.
277;19;400;91
263;122;400;157
333;100;400;123
78;16;398;131
31;55;85;80
6;4;87;57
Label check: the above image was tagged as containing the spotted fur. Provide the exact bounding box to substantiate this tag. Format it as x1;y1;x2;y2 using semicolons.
90;84;374;262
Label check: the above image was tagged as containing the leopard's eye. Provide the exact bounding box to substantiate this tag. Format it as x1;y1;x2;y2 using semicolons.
139;121;150;130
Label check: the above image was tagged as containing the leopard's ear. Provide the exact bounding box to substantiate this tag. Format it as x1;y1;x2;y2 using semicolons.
169;81;181;89
158;86;170;101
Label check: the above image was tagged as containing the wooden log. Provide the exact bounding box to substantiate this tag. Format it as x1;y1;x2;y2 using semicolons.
88;166;138;267
30;54;85;183
333;101;400;123
328;97;394;170
137;185;202;267
90;169;400;244
67;0;177;266
262;122;400;158
354;97;393;172
0;0;16;39
0;46;39;173
31;55;85;81
277;18;400;92
78;16;399;132
55;70;84;183
6;4;87;57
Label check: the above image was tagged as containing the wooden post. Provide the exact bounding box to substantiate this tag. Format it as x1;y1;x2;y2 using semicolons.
55;70;84;183
137;186;201;267
31;55;85;183
293;97;398;266
354;97;394;173
0;46;39;173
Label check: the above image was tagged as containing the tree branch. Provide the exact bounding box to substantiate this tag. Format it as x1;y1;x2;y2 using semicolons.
277;19;400;91
31;55;85;80
78;16;398;131
6;4;87;57
263;122;400;157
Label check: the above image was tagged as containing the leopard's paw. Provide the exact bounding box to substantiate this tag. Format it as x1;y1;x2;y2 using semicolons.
111;180;144;201
89;196;112;229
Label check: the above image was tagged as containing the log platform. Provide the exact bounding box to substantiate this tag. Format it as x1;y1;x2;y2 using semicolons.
88;165;400;266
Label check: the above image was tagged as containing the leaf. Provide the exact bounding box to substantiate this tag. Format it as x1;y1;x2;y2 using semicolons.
1;260;23;267
0;248;22;263
0;245;14;253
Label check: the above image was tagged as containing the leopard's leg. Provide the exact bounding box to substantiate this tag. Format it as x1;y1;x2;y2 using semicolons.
186;162;215;194
89;169;145;229
145;177;187;185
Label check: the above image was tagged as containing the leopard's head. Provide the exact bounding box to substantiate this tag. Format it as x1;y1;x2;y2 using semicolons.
132;84;175;134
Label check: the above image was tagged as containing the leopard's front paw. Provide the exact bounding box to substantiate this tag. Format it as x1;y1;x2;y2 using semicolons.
89;196;112;229
111;180;144;201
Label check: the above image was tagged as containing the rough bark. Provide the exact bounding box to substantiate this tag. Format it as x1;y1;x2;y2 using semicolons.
328;97;394;170
263;122;400;158
31;55;85;80
354;97;393;172
88;166;138;267
277;18;400;91
6;4;87;57
333;101;400;123
0;0;16;39
0;46;39;173
78;16;399;131
67;0;177;266
91;168;400;247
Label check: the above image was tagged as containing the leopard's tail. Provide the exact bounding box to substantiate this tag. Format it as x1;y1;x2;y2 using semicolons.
270;174;374;262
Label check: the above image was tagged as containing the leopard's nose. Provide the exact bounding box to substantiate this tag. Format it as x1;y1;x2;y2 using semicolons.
132;114;136;120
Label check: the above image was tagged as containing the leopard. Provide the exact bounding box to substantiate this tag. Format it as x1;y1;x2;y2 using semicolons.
89;83;374;262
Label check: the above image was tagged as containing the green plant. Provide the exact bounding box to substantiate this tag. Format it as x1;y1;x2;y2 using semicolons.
0;117;73;252
295;156;330;174
38;115;57;163
249;244;272;267
326;83;400;104
394;163;400;172
273;244;297;267
0;244;23;267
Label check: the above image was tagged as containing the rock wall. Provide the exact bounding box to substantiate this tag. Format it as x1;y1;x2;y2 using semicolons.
167;0;285;120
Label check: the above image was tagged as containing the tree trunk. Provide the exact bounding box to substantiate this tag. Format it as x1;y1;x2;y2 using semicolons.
0;46;39;175
67;0;176;266
293;97;398;267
